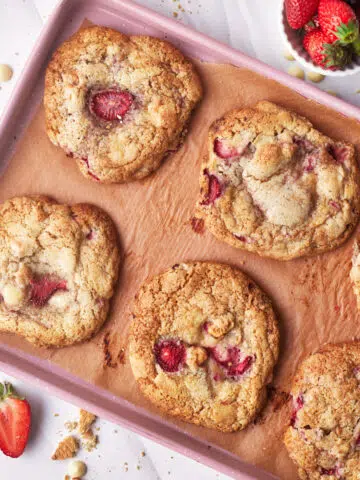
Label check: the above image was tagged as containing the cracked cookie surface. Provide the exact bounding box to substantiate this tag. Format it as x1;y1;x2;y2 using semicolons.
196;101;360;260
0;196;120;347
284;343;360;480
129;262;279;432
44;26;202;183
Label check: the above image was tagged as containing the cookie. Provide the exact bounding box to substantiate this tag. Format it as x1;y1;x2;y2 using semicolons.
44;26;202;183
0;196;120;347
284;343;360;480
196;101;360;260
129;262;279;432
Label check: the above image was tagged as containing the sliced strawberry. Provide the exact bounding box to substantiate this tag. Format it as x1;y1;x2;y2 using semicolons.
0;382;31;458
154;339;186;373
29;275;67;307
209;346;253;379
201;169;222;205
89;89;133;121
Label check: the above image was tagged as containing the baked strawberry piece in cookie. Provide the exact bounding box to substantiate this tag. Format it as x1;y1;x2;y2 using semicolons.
196;101;360;260
129;262;279;432
0;196;120;347
44;26;202;183
284;343;360;480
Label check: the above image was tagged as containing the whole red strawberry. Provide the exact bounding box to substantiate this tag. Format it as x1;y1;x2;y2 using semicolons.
0;382;31;458
285;0;320;29
318;0;359;44
303;28;352;68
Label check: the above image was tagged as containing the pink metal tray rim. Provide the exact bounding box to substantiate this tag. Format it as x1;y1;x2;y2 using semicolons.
1;0;359;478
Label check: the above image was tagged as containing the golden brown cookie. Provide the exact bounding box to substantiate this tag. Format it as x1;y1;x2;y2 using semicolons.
284;343;360;480
129;262;279;432
0;196;120;347
44;26;202;183
196;101;360;260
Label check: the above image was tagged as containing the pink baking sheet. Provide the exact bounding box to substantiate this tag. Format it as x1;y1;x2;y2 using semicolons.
0;1;360;479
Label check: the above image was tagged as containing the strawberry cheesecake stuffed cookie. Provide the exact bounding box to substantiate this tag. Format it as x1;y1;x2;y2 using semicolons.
129;262;279;432
284;342;360;480
44;26;202;183
0;196;120;347
196;101;360;260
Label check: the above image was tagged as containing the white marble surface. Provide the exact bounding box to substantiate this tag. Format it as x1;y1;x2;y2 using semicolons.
0;1;359;479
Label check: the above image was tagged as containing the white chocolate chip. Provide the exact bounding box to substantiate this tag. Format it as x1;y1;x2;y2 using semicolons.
283;50;295;61
287;65;305;80
2;284;25;306
0;64;13;82
48;292;68;308
307;71;325;83
68;459;87;478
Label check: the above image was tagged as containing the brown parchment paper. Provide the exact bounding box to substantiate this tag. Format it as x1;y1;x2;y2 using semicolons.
1;54;360;479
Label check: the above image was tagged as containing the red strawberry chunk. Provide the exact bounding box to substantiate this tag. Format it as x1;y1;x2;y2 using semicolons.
209;346;253;379
290;394;304;427
201;169;222;205
320;468;337;476
29;276;67;307
89;89;133;121
303;155;317;172
329;200;340;210
214;138;242;159
154;339;186;373
327;144;349;163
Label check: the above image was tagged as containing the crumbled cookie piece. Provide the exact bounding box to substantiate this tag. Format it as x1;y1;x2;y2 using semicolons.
81;429;98;452
78;409;96;435
129;262;279;432
52;436;79;460
64;420;78;432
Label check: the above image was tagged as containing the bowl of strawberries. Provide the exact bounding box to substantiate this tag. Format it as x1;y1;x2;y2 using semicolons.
280;0;360;76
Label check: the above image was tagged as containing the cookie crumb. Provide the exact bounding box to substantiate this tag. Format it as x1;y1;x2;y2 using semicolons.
65;420;78;432
191;217;205;234
81;429;98;452
52;436;79;460
0;64;13;82
79;409;96;435
140;450;146;457
173;12;178;17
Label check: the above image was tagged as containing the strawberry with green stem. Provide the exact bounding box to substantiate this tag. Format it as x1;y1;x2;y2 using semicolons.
0;382;31;458
318;0;359;44
303;28;352;69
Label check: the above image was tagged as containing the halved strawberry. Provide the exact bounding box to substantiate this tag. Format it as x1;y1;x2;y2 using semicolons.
0;382;31;458
154;339;186;373
29;275;67;307
89;89;133;121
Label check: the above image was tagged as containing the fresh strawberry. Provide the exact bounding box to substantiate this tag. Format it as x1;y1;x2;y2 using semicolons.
303;28;352;69
304;15;320;32
153;339;186;373
0;382;31;458
89;89;133;121
29;275;67;307
285;0;320;29
318;0;359;44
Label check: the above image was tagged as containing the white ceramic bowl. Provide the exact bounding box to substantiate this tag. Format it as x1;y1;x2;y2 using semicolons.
279;0;360;77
